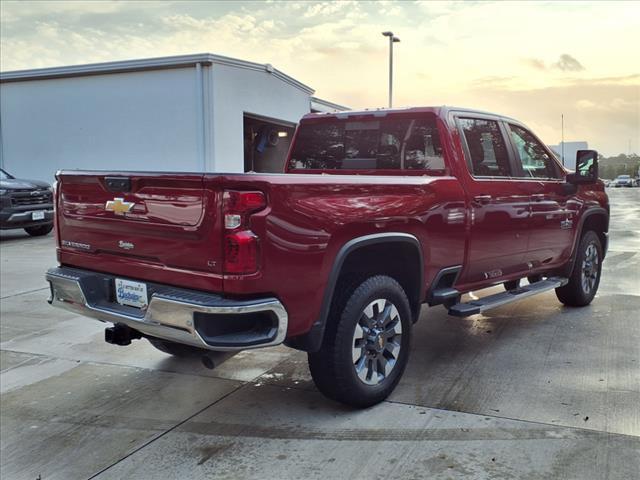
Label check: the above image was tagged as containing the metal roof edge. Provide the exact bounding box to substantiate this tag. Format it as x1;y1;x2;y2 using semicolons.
205;53;314;94
0;53;316;94
311;96;350;112
0;53;213;82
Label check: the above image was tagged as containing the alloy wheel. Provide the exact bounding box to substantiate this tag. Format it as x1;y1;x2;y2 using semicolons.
352;299;403;386
581;242;599;294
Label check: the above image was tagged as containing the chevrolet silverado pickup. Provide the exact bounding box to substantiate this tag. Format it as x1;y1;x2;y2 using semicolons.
46;107;609;407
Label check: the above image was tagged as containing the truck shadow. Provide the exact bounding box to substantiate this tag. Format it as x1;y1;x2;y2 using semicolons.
0;230;51;243
253;291;607;416
392;294;607;413
237;308;534;404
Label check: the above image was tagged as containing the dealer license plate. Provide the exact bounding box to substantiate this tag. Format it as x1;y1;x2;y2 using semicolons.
32;211;45;221
115;278;148;309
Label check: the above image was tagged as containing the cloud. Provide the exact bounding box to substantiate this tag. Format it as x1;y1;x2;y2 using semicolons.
523;54;585;72
553;53;585;72
0;0;125;20
464;76;639;155
1;0;638;154
472;75;517;89
576;99;597;110
524;58;546;71
574;73;640;86
575;96;636;112
303;1;358;18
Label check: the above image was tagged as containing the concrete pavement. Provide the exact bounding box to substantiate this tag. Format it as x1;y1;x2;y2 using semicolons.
1;188;638;479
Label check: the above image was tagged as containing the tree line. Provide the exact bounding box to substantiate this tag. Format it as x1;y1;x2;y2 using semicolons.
598;153;640;179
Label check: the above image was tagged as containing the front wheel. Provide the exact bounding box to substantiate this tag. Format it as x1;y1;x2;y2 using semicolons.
308;275;412;408
556;230;602;307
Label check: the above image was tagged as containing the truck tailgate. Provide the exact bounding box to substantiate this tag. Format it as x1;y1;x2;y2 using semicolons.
56;171;224;290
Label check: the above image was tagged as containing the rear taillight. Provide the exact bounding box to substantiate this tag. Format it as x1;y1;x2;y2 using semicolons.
223;190;266;274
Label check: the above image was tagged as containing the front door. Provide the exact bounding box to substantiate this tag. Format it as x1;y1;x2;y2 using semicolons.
505;123;575;268
454;116;532;286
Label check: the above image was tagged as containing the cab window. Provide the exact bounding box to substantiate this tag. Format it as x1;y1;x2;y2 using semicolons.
458;118;511;177
509;124;560;179
288;115;445;173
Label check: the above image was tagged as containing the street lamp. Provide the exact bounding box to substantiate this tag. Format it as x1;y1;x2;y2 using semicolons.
382;31;400;108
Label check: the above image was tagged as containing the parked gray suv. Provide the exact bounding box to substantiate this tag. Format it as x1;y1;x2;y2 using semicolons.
0;168;54;236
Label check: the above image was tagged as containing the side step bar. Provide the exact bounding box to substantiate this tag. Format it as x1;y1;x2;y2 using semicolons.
429;287;460;305
448;277;568;317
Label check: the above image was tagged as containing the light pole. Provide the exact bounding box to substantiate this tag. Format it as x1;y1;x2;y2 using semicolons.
382;31;400;108
561;113;564;167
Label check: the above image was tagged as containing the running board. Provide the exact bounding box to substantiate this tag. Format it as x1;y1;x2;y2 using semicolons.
429;287;460;305
448;277;569;317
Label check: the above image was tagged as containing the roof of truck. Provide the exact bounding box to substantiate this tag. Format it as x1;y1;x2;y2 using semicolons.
301;106;519;123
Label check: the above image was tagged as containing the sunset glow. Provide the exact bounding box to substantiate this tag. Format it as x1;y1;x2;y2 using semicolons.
1;0;638;155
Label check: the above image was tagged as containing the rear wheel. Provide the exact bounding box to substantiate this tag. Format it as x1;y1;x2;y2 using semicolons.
147;338;206;357
308;275;412;408
24;224;53;236
504;279;520;291
556;230;602;307
505;274;544;292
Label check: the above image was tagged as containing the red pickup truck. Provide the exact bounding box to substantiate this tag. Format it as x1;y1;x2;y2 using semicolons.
46;107;608;407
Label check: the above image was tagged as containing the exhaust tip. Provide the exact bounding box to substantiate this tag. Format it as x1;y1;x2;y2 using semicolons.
200;351;237;370
201;355;215;370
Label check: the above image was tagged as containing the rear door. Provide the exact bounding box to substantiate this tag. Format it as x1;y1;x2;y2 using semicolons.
454;115;532;286
57;172;224;278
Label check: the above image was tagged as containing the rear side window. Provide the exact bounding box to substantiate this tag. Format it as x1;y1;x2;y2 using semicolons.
508;124;560;179
288;116;445;173
459;118;511;177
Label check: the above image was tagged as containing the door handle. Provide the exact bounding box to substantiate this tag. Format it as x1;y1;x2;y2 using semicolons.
473;195;492;204
531;194;546;202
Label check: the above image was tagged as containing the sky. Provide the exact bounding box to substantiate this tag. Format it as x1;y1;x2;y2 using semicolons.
1;0;638;156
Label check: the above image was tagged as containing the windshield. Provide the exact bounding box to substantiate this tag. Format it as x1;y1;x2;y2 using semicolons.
0;169;12;180
618;175;630;179
288;115;445;173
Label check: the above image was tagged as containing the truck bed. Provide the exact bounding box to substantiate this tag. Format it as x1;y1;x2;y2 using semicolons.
55;170;466;337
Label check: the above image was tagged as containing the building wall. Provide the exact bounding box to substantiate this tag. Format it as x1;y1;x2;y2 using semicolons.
0;68;203;182
0;58;319;182
548;142;588;170
209;64;310;173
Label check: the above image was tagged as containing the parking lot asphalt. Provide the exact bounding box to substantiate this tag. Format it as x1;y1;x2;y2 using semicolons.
1;188;638;480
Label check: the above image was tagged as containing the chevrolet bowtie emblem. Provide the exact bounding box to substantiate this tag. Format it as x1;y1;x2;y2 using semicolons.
105;197;134;215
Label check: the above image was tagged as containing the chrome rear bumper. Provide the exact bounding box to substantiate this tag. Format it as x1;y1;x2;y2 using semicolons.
46;267;288;352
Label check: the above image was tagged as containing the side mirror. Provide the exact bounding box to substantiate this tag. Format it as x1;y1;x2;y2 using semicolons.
567;149;598;184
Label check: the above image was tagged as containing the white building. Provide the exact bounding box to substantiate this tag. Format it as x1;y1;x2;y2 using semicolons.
547;141;588;170
0;53;348;182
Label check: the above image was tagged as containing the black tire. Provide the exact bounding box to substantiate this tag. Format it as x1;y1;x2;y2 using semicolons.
504;279;520;291
24;224;53;236
308;275;412;408
147;338;206;357
527;274;542;284
556;230;602;307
